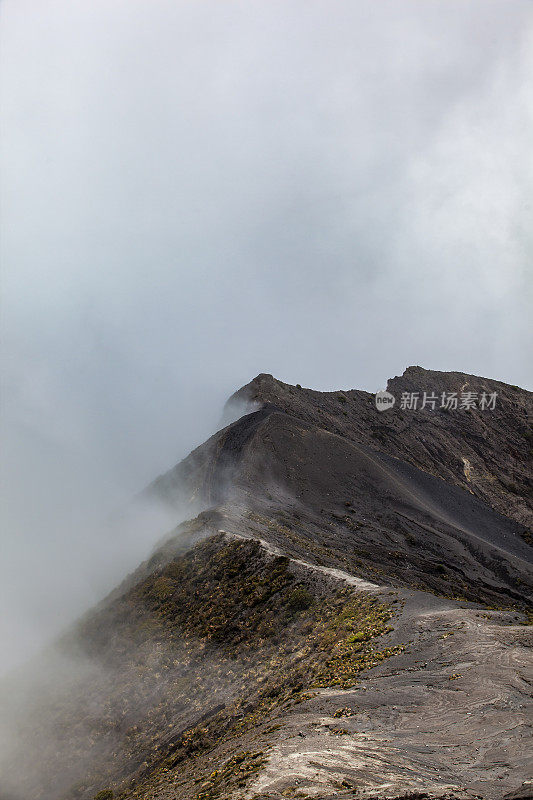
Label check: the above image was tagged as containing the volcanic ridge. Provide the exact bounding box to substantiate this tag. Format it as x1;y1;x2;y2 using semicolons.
1;367;532;800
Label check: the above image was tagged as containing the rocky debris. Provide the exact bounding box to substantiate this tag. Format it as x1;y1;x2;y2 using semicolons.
503;783;533;800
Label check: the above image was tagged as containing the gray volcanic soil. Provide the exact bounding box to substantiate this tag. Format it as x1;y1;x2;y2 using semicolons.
244;573;532;799
150;375;532;607
226;368;533;529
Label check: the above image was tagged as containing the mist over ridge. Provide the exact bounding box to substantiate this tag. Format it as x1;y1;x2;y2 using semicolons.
0;0;532;762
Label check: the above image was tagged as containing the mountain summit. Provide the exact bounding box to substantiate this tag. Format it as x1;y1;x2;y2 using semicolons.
1;368;532;800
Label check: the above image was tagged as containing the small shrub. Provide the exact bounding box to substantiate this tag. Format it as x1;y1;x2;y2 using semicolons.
347;631;367;643
94;791;114;800
151;576;175;601
519;530;532;546
286;587;314;613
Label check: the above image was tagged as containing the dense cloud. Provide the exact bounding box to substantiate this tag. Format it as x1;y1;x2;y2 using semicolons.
1;0;531;671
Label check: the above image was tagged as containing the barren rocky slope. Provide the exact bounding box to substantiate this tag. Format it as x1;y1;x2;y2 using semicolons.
0;367;531;800
230;368;533;529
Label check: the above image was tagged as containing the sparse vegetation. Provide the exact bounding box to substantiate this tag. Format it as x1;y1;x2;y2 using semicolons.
310;592;404;689
286;586;314;613
91;536;407;798
194;750;266;800
333;707;353;718
4;368;533;800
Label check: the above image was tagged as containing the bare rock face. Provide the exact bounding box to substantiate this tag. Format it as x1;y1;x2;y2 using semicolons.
1;368;531;800
228;367;533;528
149;367;532;606
503;784;533;800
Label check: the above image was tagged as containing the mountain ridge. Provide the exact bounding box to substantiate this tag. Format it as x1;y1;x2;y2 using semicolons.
1;367;531;800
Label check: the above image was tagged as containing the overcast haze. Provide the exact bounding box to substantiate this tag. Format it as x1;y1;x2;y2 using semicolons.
1;0;532;672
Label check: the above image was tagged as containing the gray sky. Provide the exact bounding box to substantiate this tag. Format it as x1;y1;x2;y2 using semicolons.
1;0;532;672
